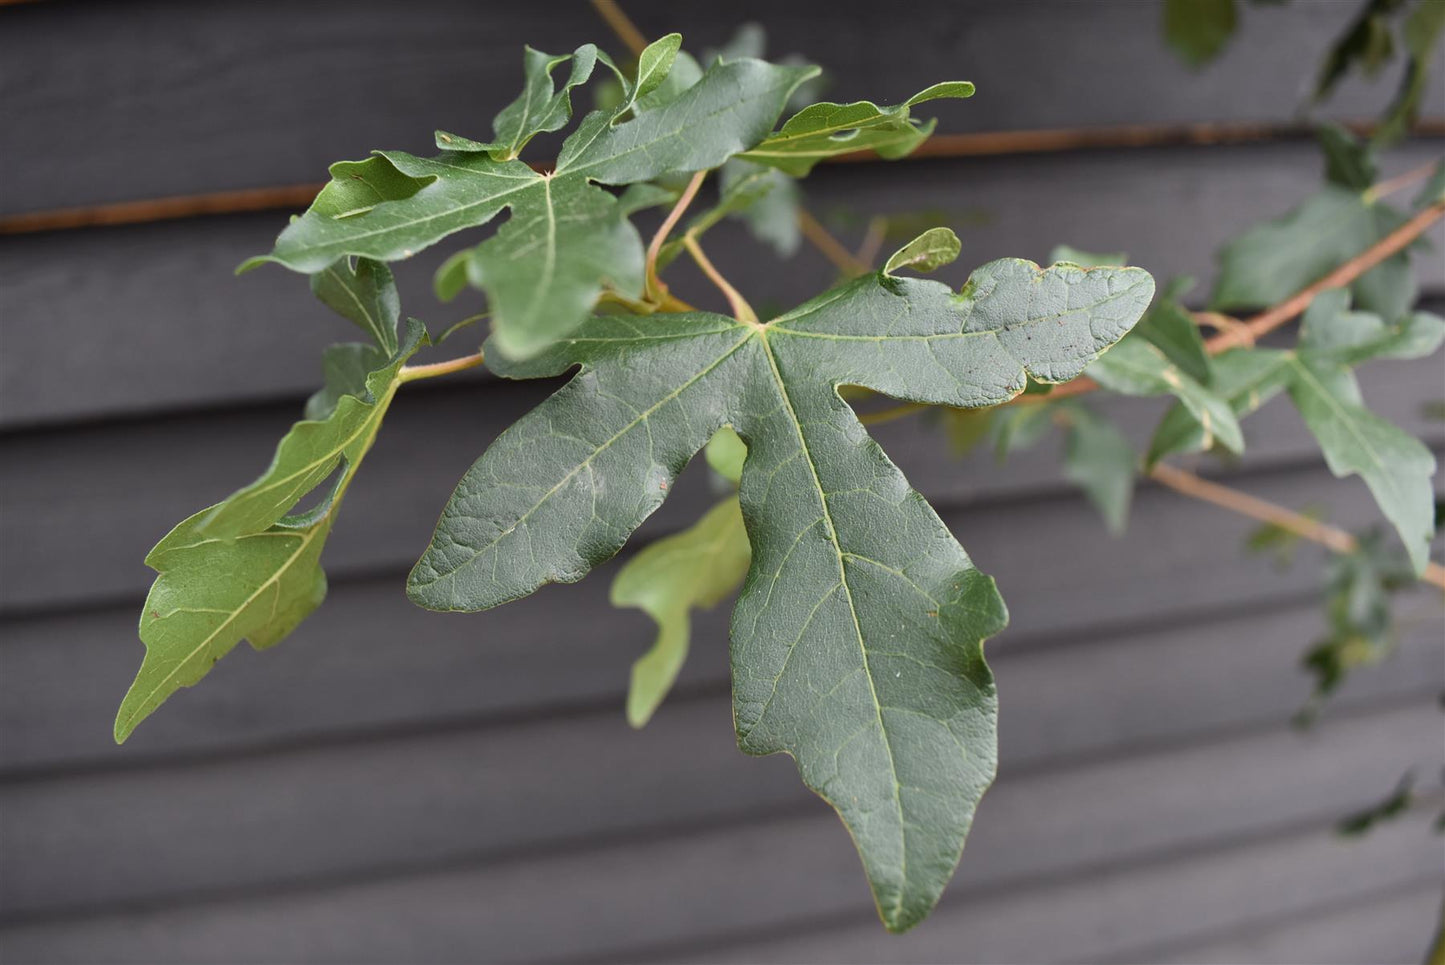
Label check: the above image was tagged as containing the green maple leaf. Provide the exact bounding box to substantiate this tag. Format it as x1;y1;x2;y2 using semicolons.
242;35;817;359
116;320;428;742
1210;185;1415;322
435;43;608;161
738;82;974;176
405;232;1154;930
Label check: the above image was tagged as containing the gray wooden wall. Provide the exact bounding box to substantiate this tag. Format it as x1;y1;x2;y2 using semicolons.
2;2;1444;962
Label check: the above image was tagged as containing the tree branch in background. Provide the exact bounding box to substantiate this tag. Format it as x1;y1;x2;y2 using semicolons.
798;208;871;276
588;0;648;57
1040;197;1445;402
1149;462;1445;590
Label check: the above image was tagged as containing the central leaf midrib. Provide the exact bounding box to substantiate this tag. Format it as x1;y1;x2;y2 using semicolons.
756;334;908;916
1289;355;1395;481
128;523;325;729
203;383;397;535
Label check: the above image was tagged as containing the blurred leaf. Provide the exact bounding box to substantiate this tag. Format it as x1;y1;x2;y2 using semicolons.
1062;407;1137;535
1298;530;1418;720
1316;122;1379;191
1088;336;1244;454
1245;509;1324;568
1413;159;1445;208
1338;771;1416;836
1210;186;1414;322
1163;0;1239;67
1317;0;1403;100
704;426;747;483
1048;245;1127;267
612;496;751;727
1374;0;1445;145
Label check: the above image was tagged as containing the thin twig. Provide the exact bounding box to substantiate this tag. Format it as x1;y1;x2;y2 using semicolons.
1205;199;1445;352
1033;198;1445;403
859;402;928;426
854;215;889;271
825;119;1445;164
798;208;871;277
588;0;648;57
1363;158;1442;204
645;170;706;302
1149;462;1445;589
682;233;758;324
398;350;486;383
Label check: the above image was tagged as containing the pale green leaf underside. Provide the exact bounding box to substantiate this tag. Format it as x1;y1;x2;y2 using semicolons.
310;257;400;354
611;495;751;727
738;81;974;176
116;322;427;742
406;256;1153;930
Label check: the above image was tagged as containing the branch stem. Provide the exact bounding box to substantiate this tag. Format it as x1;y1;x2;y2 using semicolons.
1363;158;1442;204
1204;198;1445;353
588;0;648;56
645;170;707;302
682;233;758;324
1032;198;1445;403
398;351;486;383
1149;462;1445;590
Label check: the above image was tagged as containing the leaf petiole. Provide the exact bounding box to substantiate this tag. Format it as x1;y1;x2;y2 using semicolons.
682;232;758;324
644;170;707;303
398;351;486;383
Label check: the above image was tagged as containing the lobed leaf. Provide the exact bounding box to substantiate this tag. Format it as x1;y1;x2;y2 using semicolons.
406;247;1153;929
116;321;428;741
1288;352;1436;574
1210;185;1415;322
247;39;816;360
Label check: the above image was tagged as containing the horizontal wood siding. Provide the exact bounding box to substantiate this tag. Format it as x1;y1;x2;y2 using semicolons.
1;2;1442;963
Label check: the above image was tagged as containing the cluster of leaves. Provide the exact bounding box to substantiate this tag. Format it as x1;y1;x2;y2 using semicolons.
120;29;1158;933
118;11;1444;936
1163;0;1445;145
